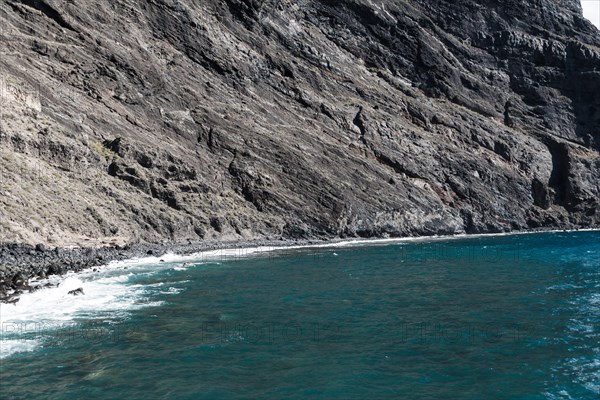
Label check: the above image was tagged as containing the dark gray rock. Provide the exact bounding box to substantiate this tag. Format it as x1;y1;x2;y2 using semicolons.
68;287;84;296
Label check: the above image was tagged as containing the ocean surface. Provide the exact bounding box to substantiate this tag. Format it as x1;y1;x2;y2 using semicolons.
0;231;598;399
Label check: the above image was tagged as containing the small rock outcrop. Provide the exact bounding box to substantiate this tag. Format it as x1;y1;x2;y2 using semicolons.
67;287;84;296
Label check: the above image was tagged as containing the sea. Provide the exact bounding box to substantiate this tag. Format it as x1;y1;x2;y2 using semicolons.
0;231;598;399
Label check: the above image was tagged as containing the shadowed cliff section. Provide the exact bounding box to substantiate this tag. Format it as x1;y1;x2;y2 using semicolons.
0;0;598;247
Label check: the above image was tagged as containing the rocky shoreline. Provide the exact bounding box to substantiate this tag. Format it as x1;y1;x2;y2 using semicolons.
2;226;598;304
0;237;325;304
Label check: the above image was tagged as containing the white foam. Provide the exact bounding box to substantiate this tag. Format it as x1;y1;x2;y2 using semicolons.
0;339;40;358
0;264;180;358
210;228;600;256
66;228;600;272
158;287;184;295
1;274;144;325
547;284;583;291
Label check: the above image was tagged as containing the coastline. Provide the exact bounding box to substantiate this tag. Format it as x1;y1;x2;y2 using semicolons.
1;226;599;304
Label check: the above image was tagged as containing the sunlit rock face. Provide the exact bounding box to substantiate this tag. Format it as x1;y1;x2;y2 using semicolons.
0;0;599;246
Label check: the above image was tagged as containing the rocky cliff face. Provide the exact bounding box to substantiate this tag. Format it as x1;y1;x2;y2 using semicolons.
0;0;598;246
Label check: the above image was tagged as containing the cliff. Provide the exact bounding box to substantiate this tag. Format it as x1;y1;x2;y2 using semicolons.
1;0;599;247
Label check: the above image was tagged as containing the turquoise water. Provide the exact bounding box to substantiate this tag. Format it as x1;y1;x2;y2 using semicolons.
1;231;599;399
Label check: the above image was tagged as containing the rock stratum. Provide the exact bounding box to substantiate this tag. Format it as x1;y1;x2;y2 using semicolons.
1;0;599;247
